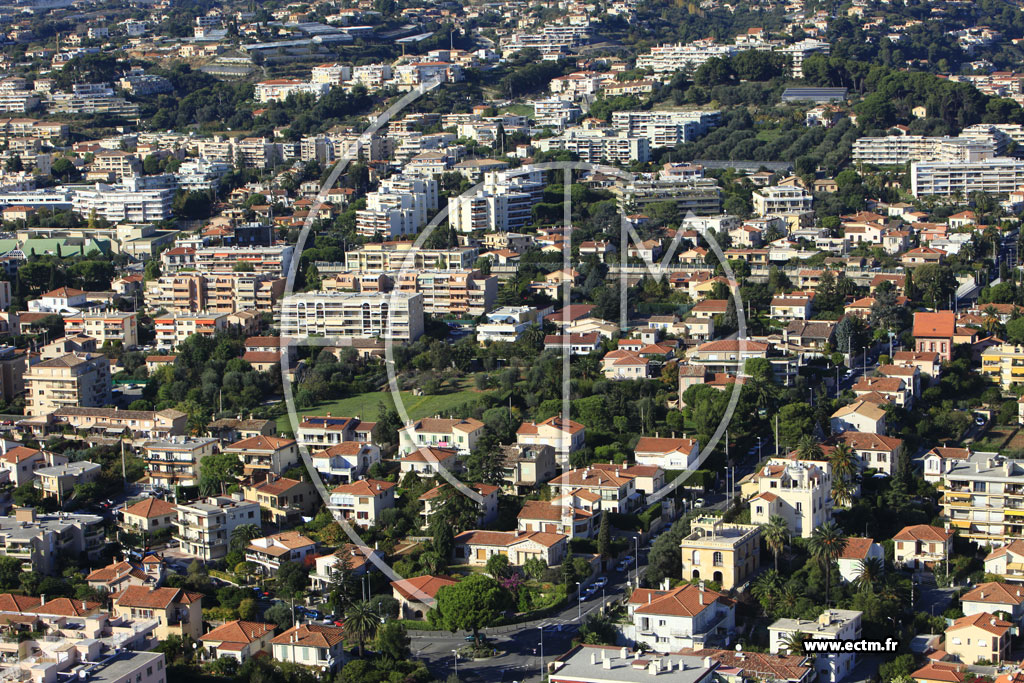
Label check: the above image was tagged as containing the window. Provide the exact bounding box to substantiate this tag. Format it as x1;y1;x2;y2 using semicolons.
796;502;803;513
756;506;763;516
713;552;723;566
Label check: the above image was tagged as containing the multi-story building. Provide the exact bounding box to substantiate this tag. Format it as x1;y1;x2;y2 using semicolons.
119;497;178;534
893;524;953;570
393;269;497;317
981;343;1024;390
749;459;832;538
162;245;295;278
46;406;187;439
254;79;330;103
145;273;286;314
0;507;104;574
142;437;218;488
71;179;174;223
500;444;557;493
224;435;299;477
853;135;996;165
911;157;1024;197
399;417;486;455
242;474;317;525
294;414;376;451
174;494;262;561
24;352;111;417
245;531;318;575
355;174;438;238
328;479;396;527
679;517;761;590
344;244;477;272
937;452;1024;544
538;127;650;164
0;446;66;486
112;586;203;641
612;177;722;216
63;312;139;348
277;291;424;343
153;313;229;349
945;613;1013;665
628;583;736;651
35;461;101;504
611;110;720;148
752;186;814;216
516;415;586;457
548;465;640;513
769;610;863;683
636;41;738;74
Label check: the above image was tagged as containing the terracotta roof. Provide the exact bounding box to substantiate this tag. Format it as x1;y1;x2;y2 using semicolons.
227;435;295;451
247;531;317;557
926;447;970;460
398;447;458;463
831;400;886;421
694;339;769;353
946;612;1011;636
839;537;876;560
390;574;457;601
86;561;151;585
634;437;697;455
894;524;952;543
913;311;955;338
201;620;275;645
517;415;585;436
631;584;731;617
114;586;202;609
249;476;304;496
409;417;484;434
961;582;1024;606
271;624;345;647
986;539;1024;561
30;597;102;617
829;432;902;451
41;286;85;298
122;497;177;519
331;479;395;496
912;662;965;683
454;529;566;548
0;446;41;464
518;499;593;522
0;594;41;612
680;648;810;682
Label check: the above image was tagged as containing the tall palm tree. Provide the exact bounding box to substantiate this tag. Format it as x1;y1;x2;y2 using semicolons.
828;443;859;485
230;524;262;553
344;600;381;657
779;630;808;656
855;556;884;594
762;516;789;572
832;478;856;508
751;569;783;614
796;435;823;460
809;522;848;608
983;305;1000;335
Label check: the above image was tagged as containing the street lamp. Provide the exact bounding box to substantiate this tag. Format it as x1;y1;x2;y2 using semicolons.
633;536;639;588
757;436;762;459
538;625;545;682
452;649;459;678
575;582;582;622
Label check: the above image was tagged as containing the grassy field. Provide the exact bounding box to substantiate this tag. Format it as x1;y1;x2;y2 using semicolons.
500;103;534;117
278;387;489;433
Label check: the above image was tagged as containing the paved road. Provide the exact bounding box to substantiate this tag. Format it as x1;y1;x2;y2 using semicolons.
410;552;648;682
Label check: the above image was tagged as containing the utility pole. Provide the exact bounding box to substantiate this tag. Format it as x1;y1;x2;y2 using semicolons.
774;414;779;456
121;439;127;488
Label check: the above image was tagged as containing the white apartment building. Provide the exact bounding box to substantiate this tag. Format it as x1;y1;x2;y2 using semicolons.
476;306;543;343
629;583;736;651
174;494;261;561
613;177;722;216
752;186;814;216
636;41;738;74
749;459;833;538
154;313;229;349
532;97;581;129
912;157;1024;197
778;39;831;77
355;174;438;238
611;110;720;148
277;291;424;342
852;135;997;165
769;610;863;683
938;452;1024;544
254;79;330;103
343;244;477;272
311;63;352;84
24;353;112;417
72;181;174;222
538;127;650;163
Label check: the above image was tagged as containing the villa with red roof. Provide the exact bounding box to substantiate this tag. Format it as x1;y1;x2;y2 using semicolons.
272;624;347;670
628;583;736;651
391;575;458;620
893;524;953;570
201;620;275;662
399;417;485;455
836;537;883;583
985;540;1024;583
224;435;300;476
914;311;956;361
517;415;586;456
634;436;700;470
328;479;396;527
453;529;568;567
112;586;203;640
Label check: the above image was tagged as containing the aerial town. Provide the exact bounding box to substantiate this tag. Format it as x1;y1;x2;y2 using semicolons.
5;0;1024;681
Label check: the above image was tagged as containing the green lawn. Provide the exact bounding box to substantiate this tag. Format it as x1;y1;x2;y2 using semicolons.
501;103;533;117
278;387;489;433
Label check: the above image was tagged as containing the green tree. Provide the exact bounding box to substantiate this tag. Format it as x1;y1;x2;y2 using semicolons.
809;522;848;607
344;601;381;657
762;516;788;572
485;553;512;579
275;560;309;600
597;512;611;560
854;556;884;594
375;620;410;660
913;264;956;308
198;452;242;497
778;403;814;448
429;573;511;645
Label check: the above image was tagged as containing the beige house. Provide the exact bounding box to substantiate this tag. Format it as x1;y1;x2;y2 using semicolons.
120;497;178;533
517;491;601;539
499;444;556;493
35;461;101;503
985;540;1024;583
271;624;347;671
391;574;458;620
420;483;498;528
893;524;953;570
86;557;164;592
453;529;568;566
830;400;887;435
945;613;1012;664
516;415;586;456
245;531;318;575
112;585;203;641
63;312;139;348
549;466;639;513
24;353;112;416
397;446;461;476
201;620;276;663
0;446;66;486
749;460;832;538
679;517;761;590
328;479;396;527
225;435;299;476
242;475;317;524
143;437;218;488
51;406;187;438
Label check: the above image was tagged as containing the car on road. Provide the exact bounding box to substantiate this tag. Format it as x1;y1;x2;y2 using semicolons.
694;498;705;508
975;415;987;426
593;577;608;589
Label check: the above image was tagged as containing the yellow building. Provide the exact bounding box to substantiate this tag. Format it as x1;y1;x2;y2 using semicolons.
112;586;203;641
679;516;761;589
945;613;1012;665
23;353;111;417
981;344;1024;390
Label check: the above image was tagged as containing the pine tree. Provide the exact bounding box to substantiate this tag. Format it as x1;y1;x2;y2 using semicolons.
597;512;611;560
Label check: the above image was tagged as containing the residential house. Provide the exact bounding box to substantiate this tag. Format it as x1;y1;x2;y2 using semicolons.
914;311;956;361
945;613;1012;665
985;540;1024;583
142;437;218;489
679;517;761;590
328;479;396;527
112;586;203;641
516;415;586;457
120;498;178;534
311;442;381;484
35;461;101;504
245;531;318;575
836;537;884;583
399;417;485;456
634;436;700;471
391;575;458;620
420;483;498;528
748;460;832;538
629;583;736;651
86;557;164;592
271;624;347;671
242;475;317;525
452;529;568;566
397;446;461;476
830;400;887;435
201;620;276;663
825;432;903;476
174;494;262;561
517;492;601;539
922;446;971;483
309;545;386;591
769;610;863;683
500;444;557;493
549;465;640;513
961;582;1024;627
225;436;299;477
893;524;953;570
0;446;66;486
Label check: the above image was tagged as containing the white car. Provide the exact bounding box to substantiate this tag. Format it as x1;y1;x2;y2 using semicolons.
694;498;705;508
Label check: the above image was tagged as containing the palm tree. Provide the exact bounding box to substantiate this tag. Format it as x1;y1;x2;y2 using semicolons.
779;630;809;656
983;305;1000;335
832;478;856;508
230;524;262;553
855;556;884;594
344;600;381;657
762;516;789;572
828;443;859;485
809;522;848;608
796;435;823;460
751;569;783;614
